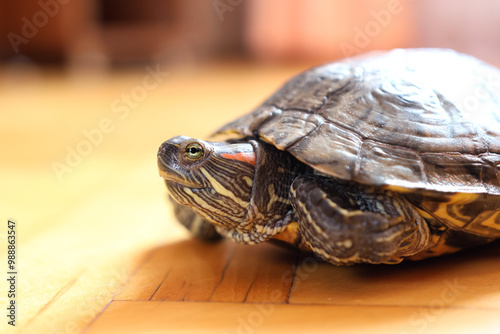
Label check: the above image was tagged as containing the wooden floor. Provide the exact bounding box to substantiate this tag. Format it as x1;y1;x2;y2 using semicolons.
1;61;500;334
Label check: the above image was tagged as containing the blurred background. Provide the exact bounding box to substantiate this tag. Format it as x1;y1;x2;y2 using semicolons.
1;0;500;68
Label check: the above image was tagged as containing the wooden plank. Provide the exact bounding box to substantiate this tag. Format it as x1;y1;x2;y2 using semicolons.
208;242;298;303
85;300;500;334
115;239;233;301
150;240;235;302
116;239;298;303
243;244;298;304
289;242;500;309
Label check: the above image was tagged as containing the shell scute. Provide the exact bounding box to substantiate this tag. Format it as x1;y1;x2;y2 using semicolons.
216;49;500;196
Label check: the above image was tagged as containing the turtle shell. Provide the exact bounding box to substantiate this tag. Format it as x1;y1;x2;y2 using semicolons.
216;49;500;196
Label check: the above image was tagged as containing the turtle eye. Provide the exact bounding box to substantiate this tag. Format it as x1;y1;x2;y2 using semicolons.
184;142;204;160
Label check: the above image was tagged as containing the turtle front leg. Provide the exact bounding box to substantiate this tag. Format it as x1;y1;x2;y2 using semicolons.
169;196;222;241
290;176;431;265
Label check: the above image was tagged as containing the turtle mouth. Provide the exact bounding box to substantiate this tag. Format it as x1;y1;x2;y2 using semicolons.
157;155;206;189
159;171;206;189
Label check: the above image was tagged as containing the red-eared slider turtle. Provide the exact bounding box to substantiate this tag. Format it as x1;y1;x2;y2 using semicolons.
158;49;500;265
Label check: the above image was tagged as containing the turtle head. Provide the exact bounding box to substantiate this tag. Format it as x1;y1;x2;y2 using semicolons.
158;136;299;243
158;135;256;229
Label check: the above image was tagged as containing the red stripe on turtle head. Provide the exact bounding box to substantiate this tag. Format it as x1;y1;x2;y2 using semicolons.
221;152;256;166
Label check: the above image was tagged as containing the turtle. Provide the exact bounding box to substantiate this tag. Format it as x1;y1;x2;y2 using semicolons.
157;48;500;265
